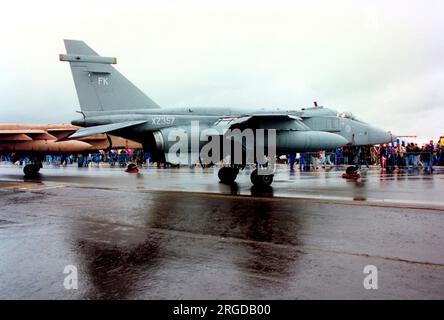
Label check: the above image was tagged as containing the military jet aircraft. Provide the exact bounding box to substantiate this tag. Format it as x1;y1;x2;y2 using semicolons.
0;123;141;175
60;40;394;186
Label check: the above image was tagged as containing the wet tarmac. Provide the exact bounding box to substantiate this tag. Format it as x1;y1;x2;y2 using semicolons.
0;164;443;299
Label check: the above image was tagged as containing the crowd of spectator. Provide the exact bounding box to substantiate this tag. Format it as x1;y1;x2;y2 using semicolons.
1;141;443;174
289;140;443;173
0;149;148;168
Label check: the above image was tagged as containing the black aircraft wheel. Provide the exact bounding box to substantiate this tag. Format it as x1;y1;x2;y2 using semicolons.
23;164;39;176
250;168;274;187
218;167;238;184
346;166;358;174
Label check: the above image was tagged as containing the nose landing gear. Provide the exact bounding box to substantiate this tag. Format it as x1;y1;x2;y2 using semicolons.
218;167;239;184
218;166;275;187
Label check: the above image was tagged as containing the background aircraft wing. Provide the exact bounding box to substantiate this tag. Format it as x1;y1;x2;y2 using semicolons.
46;128;78;140
0;129;56;141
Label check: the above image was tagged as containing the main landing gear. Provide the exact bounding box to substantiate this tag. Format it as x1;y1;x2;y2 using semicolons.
250;168;274;187
218;167;239;184
218;166;274;187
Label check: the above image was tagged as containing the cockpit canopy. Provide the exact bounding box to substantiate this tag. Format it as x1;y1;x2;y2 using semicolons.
301;106;366;123
337;112;366;123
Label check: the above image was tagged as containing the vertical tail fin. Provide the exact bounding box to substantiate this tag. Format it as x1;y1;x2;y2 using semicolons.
60;40;160;112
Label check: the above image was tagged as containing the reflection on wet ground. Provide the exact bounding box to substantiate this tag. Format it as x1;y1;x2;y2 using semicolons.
0;165;443;299
1;164;443;206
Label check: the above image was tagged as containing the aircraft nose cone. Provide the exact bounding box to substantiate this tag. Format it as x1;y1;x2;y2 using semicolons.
389;132;397;143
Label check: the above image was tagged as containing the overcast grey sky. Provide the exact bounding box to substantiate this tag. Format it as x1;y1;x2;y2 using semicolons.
0;0;443;140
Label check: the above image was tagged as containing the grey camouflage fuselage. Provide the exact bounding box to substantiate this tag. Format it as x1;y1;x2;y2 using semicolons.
62;40;394;164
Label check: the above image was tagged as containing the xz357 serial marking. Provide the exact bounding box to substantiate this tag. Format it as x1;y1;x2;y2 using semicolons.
150;116;175;125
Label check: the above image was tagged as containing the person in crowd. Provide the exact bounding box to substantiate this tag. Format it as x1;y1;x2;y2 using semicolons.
335;147;342;165
310;152;319;171
427;141;435;167
318;150;325;167
118;150;127;167
343;147;349;165
424;141;435;173
109;150;117;166
406;143;414;167
360;147;370;169
370;145;377;165
305;152;312;171
144;152;151;165
352;146;361;169
288;153;296;171
397;142;406;169
386;144;396;171
438;143;442;164
392;144;398;165
85;153;92;167
378;144;387;169
421;145;431;173
324;150;333;168
77;153;84;167
299;152;306;171
414;143;421;168
60;155;68;166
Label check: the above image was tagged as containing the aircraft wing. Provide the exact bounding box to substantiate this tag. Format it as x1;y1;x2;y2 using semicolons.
67;120;147;139
211;114;307;134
